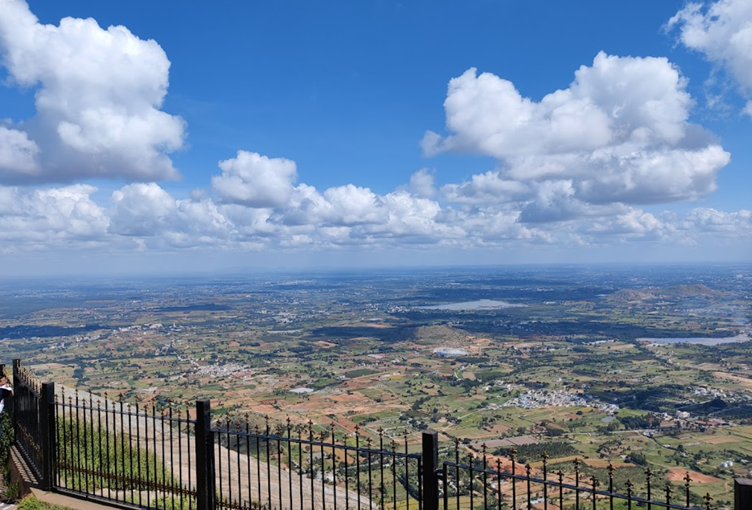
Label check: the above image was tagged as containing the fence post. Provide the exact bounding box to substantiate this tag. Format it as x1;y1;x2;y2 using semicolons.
40;382;55;491
736;478;752;510
196;399;216;510
12;359;20;433
422;430;440;510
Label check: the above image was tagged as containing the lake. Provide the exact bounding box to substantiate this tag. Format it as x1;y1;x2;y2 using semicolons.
638;334;749;346
419;299;526;311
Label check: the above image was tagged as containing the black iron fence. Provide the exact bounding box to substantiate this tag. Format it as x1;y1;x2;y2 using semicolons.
212;417;421;510
438;440;716;510
54;385;198;510
11;358;51;485
7;359;752;510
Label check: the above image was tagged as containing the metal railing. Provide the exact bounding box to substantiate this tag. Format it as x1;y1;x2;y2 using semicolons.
7;359;752;510
213;418;421;510
54;387;198;510
11;358;47;483
438;440;715;510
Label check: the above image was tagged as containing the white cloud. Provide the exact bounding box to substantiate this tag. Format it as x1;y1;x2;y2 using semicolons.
0;0;185;183
441;171;530;204
322;185;385;226
683;207;752;233
213;151;298;208
423;53;729;205
353;191;452;242
669;0;752;114
518;180;586;223
588;209;668;239
408;168;437;198
280;184;386;228
0;126;39;176
110;183;176;237
0;184;108;248
0;176;748;257
109;183;234;249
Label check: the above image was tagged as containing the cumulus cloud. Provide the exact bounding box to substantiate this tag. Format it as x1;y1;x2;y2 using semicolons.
669;0;752;115
282;183;439;235
321;185;385;226
441;171;530;204
0;0;185;183
109;183;233;247
519;180;587;223
0;184;108;248
0;176;748;256
213;151;298;208
424;53;730;205
110;183;177;237
408;168;437;198
0;126;40;175
589;209;668;239
683;207;752;233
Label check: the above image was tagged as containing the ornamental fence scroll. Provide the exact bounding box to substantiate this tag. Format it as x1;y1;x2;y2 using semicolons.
7;358;752;510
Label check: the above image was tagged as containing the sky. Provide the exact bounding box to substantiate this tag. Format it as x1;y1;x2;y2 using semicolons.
0;0;750;276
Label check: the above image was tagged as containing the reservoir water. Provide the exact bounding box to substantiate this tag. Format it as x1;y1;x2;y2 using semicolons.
418;299;526;311
638;334;749;346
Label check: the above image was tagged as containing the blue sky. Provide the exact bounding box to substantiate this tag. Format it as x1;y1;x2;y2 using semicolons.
0;0;750;275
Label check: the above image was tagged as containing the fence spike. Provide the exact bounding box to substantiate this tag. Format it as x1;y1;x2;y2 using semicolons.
703;492;712;510
685;471;692;508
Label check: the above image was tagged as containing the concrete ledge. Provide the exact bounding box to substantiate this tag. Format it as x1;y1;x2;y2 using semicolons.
30;488;122;510
8;446;35;499
9;446;130;510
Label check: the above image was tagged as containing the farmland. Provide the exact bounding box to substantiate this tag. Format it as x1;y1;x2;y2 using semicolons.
0;264;750;505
